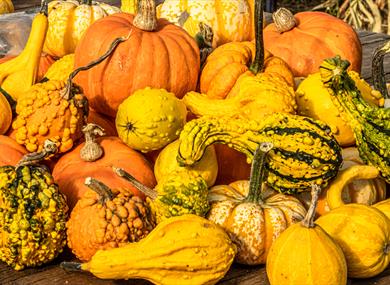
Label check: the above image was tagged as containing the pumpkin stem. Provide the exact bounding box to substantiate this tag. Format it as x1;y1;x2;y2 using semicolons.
85;177;115;203
195;22;214;68
372;40;390;99
60;261;82;272
246;142;273;204
249;0;265;74
80;123;105;162
16;139;58;168
61;34;131;100
301;184;321;228
40;0;48;16
272;7;297;33
133;0;158;31
113;166;157;200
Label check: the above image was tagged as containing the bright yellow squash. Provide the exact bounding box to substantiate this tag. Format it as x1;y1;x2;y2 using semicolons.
0;91;12;134
0;0;13;14
121;0;136;13
267;186;347;285
61;214;237;285
374;199;390;221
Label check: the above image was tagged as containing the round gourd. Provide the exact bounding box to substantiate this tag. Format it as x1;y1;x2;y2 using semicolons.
267;186;347;285
43;0;120;57
154;139;218;187
0;135;27;166
0;0;13;14
116;88;187;153
263;8;362;77
0;91;12;134
74;0;200;118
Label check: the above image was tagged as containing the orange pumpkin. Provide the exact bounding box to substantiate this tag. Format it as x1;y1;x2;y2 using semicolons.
52;136;156;209
87;109;117;137
263;9;362;77
0;135;27;166
74;0;200;118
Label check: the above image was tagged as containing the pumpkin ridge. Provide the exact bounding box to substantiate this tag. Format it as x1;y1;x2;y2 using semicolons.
155;33;171;91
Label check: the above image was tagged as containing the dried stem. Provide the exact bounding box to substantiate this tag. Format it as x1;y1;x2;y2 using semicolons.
80;123;105;162
85;177;114;203
301;185;321;228
16;140;58;168
133;0;157;31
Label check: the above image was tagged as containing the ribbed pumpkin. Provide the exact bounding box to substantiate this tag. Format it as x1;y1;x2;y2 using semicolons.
266;185;347;285
207;143;306;264
200;0;294;100
74;0;200;118
43;0;120;58
263;8;362;77
0;0;13;14
53;136;156;210
0;135;27;167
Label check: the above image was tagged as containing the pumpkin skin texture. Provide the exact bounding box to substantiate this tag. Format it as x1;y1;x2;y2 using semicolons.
74;10;200;118
374;199;390;221
52;137;156;210
0;135;27;167
316;204;390;278
43;0;120;58
263;10;362;77
0;91;12;135
0;0;13;14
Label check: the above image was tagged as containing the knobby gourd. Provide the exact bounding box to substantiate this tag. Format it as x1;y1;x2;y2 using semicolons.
42;53;75;82
114;167;209;223
319;49;390;183
177;113;343;194
61;215;237;285
0;140;68;270
67;177;155;261
208;143;306;264
266;185;347;285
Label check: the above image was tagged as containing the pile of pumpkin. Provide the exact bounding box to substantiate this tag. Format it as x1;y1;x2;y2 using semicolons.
0;0;389;284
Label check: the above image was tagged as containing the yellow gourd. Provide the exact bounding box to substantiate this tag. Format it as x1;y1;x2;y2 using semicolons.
0;0;13;14
0;1;48;100
0;91;12;134
121;0;137;13
61;214;237;285
43;53;74;82
374;199;390;220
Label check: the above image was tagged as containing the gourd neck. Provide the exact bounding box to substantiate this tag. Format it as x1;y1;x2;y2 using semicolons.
16;139;58;168
113;166;158;199
80;123;105;162
249;0;265;75
272;8;297;33
133;0;157;31
85;177;115;203
372;40;390;99
301;185;321;228
246;142;273;204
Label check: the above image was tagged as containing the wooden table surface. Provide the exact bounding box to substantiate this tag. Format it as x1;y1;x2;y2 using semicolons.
1;1;390;285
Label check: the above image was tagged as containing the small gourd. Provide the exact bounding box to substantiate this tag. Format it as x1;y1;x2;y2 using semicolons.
266;185;348;285
67;176;155;262
113;167;209;223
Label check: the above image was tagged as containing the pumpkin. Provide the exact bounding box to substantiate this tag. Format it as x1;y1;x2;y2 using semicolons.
0;135;27;166
0;140;68;270
74;0;200;118
87;109;117;137
154;139;218;187
297;147;387;216
53;136;156;210
266;185;348;285
0;0;13;14
207;143;307;264
0;91;12;135
43;0;120;58
0;1;48;100
67;176;155;262
116;87;187;152
263;8;362;77
61;215;236;284
200;0;294;100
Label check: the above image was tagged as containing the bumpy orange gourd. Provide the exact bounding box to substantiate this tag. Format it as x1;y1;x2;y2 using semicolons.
67;177;155;262
74;0;200;118
263;8;362;77
207;143;306;264
200;0;294;100
0;135;27;166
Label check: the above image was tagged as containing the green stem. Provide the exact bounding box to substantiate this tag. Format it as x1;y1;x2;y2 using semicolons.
372;40;390;99
249;0;265;74
246;142;273;204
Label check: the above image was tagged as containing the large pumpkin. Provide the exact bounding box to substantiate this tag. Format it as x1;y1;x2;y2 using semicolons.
263;8;362;77
74;0;200;118
52;136;156;209
0;135;27;166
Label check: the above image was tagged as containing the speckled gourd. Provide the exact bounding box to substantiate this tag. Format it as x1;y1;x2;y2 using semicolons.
177;113;342;194
61;214;237;285
0;140;68;270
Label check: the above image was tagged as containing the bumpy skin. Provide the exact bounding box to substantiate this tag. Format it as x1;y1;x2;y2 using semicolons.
320;56;390;183
151;171;210;223
12;80;87;153
177;113;342;194
43;54;74;82
0;165;68;270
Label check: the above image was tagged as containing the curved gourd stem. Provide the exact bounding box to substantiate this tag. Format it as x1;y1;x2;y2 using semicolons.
113;166;157;200
85;177;114;203
326;165;380;210
301;184;321;228
246;142;273;204
372;40;390;99
133;0;157;31
61;34;131;100
40;0;48;16
16;139;58;168
80;123;105;162
249;0;265;74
